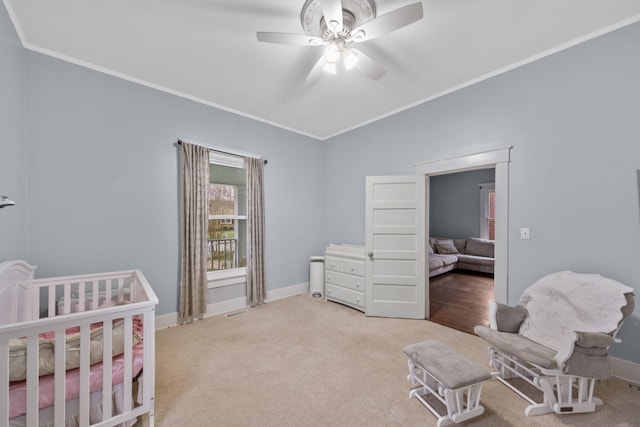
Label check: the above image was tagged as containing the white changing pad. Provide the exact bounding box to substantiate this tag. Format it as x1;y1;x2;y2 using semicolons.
518;271;633;351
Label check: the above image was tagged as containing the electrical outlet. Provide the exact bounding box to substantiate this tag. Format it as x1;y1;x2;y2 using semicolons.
520;227;530;239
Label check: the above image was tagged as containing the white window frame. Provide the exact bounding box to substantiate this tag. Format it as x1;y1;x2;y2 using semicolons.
207;151;247;288
479;182;495;240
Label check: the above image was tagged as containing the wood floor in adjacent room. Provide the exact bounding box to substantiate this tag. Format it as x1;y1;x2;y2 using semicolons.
429;271;494;334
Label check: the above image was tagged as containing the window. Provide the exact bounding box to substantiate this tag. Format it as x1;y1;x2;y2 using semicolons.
479;183;496;240
207;151;247;283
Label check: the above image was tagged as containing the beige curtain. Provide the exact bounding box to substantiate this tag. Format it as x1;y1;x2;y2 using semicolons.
179;141;210;323
246;157;266;306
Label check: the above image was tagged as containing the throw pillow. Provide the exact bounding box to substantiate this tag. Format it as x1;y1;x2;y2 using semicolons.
435;240;459;254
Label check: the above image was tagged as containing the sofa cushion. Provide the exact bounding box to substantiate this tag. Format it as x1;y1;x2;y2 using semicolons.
437;254;458;266
465;237;494;257
455;254;494;266
429;257;444;270
435;240;458;254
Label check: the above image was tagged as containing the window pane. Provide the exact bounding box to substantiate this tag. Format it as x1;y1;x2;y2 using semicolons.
208;184;236;216
206;219;247;271
208;162;247;273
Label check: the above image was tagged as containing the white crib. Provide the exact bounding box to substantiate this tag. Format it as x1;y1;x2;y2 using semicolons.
0;260;158;427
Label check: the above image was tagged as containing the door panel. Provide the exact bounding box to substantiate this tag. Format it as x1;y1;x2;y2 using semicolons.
372;234;417;253
365;175;427;319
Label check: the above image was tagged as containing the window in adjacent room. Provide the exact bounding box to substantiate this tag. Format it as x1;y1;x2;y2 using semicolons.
479;182;496;240
207;151;247;284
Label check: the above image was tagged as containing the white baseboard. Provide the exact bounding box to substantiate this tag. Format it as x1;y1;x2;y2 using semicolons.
611;356;640;386
155;281;309;329
266;281;309;302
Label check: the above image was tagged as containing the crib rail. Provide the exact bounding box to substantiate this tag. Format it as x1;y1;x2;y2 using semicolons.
0;269;158;427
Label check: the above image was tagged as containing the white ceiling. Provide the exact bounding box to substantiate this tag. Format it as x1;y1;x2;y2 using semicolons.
5;0;640;140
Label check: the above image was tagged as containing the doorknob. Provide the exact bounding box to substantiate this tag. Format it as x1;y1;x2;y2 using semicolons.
368;252;374;259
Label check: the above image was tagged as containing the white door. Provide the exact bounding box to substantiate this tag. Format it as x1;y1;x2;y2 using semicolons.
365;175;427;319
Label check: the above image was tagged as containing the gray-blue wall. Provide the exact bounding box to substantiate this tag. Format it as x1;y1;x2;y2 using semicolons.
324;22;640;362
0;5;27;259
22;53;324;316
430;169;495;239
3;3;639;363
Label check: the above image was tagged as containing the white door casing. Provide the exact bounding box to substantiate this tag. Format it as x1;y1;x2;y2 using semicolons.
365;175;426;319
415;147;511;304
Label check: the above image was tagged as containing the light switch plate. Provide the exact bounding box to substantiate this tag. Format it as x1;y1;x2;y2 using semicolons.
520;227;530;239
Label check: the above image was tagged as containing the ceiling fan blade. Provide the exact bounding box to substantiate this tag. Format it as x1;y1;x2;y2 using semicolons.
304;56;328;87
351;49;385;80
320;0;343;35
257;32;324;46
350;2;423;43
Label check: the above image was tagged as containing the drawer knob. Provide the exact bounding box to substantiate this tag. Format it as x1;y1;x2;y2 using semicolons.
350;266;354;272
356;284;360;288
356;298;360;303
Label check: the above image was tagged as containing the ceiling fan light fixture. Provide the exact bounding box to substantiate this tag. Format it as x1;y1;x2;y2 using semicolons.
324;43;340;63
323;61;337;74
343;49;358;70
259;0;423;85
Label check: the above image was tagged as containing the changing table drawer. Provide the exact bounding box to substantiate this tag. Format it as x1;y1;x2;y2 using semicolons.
325;284;364;310
343;259;364;276
324;256;344;272
325;270;364;292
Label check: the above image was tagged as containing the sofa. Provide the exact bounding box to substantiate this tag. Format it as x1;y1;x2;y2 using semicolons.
428;237;494;278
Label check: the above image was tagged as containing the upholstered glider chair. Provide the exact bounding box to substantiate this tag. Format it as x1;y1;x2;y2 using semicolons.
474;271;635;416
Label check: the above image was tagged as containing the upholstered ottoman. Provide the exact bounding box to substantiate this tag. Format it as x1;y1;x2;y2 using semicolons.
403;340;492;426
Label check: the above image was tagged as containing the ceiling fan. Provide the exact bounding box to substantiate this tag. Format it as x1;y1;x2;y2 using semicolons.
256;0;424;86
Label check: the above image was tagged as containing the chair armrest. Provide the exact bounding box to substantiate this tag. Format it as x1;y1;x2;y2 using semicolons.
489;301;528;332
555;331;616;378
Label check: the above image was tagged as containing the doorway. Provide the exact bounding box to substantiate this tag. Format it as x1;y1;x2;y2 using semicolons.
415;147;511;324
428;168;495;333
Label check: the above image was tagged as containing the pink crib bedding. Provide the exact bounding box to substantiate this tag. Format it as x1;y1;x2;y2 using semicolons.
9;343;144;419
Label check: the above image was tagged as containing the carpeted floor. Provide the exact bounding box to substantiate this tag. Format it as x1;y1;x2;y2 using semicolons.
154;294;640;426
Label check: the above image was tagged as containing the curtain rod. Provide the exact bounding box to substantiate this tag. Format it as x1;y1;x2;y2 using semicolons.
177;138;267;164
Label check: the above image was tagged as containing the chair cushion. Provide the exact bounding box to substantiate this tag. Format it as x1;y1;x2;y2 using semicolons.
473;325;558;369
494;303;528;333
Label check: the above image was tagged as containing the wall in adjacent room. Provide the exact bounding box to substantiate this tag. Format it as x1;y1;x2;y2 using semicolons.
0;5;27;260
324;22;640;362
430;169;496;239
24;52;325;316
